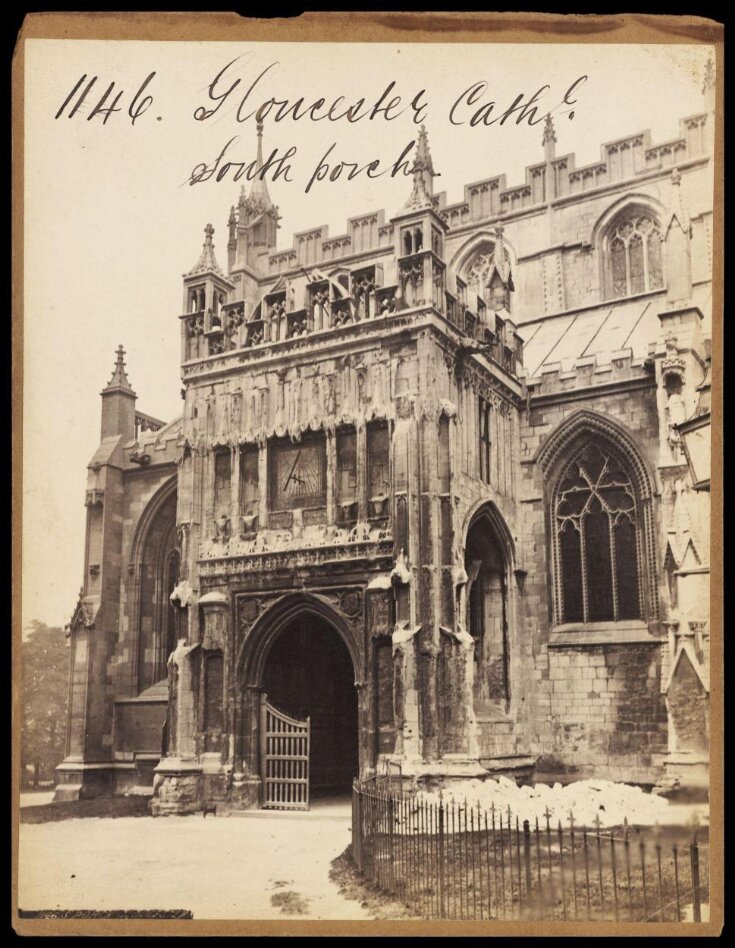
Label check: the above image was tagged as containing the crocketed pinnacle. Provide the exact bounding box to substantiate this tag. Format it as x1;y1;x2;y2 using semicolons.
236;122;280;225
487;224;514;290
403;125;438;211
664;168;691;237
542;113;557;147
187;223;225;277
249;120;273;208
103;345;136;395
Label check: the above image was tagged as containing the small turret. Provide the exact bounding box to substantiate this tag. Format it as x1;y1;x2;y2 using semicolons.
181;226;235;350
100;345;136;440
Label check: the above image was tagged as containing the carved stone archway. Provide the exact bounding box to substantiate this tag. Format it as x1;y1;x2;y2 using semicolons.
235;592;368;795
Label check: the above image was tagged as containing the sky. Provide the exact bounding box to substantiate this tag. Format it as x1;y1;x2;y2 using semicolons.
21;39;713;628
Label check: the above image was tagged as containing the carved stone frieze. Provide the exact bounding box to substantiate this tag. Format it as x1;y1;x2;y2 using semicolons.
199;537;395;581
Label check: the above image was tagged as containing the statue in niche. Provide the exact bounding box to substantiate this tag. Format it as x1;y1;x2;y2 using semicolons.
230;392;242;431
664;372;687;460
379;294;397;317
324;375;337;415
213;514;231;542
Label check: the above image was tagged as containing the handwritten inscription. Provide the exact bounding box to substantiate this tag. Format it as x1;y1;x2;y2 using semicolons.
193;58;430;126
55;72;157;125
53;59;587;193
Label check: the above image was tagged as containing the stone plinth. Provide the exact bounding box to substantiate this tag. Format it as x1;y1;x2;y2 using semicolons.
150;758;203;815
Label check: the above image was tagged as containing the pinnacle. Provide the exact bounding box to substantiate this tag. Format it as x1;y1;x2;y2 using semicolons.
187;224;225;277
103;344;136;395
542;113;557;147
665;167;691;236
403;125;437;211
249;118;274;208
487;225;513;290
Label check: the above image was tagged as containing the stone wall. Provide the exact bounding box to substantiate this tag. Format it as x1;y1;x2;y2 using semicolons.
516;356;668;780
538;644;668;783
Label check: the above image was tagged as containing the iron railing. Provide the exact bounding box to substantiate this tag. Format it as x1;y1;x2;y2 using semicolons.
351;781;708;922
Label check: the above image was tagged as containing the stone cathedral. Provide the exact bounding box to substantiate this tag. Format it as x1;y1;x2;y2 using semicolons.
56;79;714;812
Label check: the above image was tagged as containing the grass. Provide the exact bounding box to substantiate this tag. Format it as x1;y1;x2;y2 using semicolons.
269;890;310;915
329;848;420;920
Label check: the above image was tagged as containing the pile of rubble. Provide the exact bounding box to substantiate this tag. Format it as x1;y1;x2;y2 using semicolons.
416;777;672;828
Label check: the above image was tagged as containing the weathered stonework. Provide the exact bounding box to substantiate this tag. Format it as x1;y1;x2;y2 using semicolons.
57;103;713;809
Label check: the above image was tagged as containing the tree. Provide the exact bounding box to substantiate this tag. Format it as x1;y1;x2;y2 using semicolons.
21;621;70;788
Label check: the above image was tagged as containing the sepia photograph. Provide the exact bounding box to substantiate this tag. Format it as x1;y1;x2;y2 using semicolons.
14;12;722;935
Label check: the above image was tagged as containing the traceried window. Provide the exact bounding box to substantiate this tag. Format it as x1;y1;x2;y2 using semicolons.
607;213;663;299
367;421;390;520
554;443;642;625
336;427;358;525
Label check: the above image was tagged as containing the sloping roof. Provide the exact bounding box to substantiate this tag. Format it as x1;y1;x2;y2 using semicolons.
520;283;711;379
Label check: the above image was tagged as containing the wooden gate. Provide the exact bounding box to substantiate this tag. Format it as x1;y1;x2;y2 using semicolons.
259;694;310;810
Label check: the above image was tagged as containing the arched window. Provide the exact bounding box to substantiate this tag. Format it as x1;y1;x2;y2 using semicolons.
606;213;663;299
465;247;495;300
164;548;180;661
553;443;644;625
134;484;180;693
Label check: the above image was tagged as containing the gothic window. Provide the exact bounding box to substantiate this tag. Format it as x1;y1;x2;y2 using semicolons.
478;397;492;484
351;267;378;320
188;285;205;313
465;244;511;304
135;485;178;692
336;427;358;524
605;213;664;299
553;443;643;625
367;421;390;518
164;548;180;661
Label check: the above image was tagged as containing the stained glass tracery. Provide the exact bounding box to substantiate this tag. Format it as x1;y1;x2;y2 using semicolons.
555;443;642;624
607;214;664;299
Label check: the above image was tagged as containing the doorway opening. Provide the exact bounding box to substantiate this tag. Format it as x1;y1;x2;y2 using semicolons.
262;614;359;799
465;507;511;712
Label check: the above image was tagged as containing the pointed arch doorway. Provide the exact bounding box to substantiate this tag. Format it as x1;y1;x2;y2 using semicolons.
261;613;359;804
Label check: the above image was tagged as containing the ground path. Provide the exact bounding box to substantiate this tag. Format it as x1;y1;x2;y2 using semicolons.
18;798;371;920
